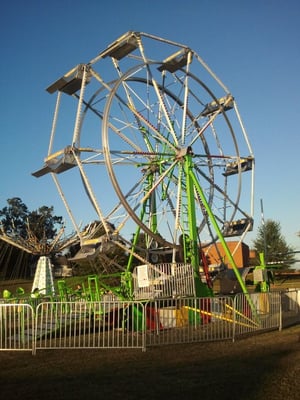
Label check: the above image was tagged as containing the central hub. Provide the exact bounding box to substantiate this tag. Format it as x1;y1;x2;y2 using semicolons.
175;146;193;160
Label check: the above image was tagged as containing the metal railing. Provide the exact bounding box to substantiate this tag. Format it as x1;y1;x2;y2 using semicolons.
233;292;281;338
34;300;146;351
0;303;35;354
0;290;299;354
280;289;300;328
132;263;196;300
144;296;234;347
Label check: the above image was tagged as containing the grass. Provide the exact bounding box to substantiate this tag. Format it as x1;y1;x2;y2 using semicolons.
0;325;299;400
1;276;299;399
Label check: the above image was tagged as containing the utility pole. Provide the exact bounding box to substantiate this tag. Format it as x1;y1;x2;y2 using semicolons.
260;198;267;262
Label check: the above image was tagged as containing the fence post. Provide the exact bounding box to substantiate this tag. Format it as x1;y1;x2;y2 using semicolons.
279;292;283;331
232;295;236;342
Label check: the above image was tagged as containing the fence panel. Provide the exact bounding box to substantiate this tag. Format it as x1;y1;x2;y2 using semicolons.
0;303;35;353
145;297;234;347
133;263;195;300
233;292;281;337
34;301;146;351
1;291;298;353
280;289;300;328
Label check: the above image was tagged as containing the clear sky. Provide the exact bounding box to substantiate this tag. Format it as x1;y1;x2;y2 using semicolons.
1;0;300;252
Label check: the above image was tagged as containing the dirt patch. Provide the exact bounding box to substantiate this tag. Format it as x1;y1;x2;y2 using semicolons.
1;325;299;400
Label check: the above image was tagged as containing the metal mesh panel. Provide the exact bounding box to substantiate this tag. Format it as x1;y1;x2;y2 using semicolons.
132;263;196;300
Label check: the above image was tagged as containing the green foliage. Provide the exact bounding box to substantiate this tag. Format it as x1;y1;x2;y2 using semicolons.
0;197;29;237
252;219;295;268
0;197;63;240
0;197;64;279
27;206;63;241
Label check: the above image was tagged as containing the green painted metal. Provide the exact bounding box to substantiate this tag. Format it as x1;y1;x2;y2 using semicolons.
125;172;158;297
127;224;142;273
127;172;158;270
184;152;213;297
254;252;271;293
188;162;257;316
87;275;102;301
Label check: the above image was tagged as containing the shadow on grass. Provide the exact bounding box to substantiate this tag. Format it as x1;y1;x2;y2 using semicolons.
1;334;299;400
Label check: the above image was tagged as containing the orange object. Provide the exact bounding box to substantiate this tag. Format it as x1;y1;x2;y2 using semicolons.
205;241;250;269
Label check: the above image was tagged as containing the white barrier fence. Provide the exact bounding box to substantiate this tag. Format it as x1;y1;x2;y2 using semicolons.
35;301;145;351
0;303;35;353
280;289;300;328
233;292;282;338
144;297;234;347
0;290;299;354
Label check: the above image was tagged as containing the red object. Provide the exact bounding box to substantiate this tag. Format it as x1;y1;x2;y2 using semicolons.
146;306;162;330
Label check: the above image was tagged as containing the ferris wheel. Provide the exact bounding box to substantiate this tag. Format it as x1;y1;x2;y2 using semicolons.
33;32;254;297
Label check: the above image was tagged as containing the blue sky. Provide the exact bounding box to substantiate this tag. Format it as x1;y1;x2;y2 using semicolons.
1;0;300;252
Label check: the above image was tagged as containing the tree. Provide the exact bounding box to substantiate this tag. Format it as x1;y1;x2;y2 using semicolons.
0;197;29;237
27;206;63;241
0;197;63;241
252;219;295;268
0;198;64;279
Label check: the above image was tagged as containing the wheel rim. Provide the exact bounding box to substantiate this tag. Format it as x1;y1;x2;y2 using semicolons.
101;60;248;249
